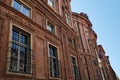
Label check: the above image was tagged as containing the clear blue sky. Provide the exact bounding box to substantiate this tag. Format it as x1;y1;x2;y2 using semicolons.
71;0;120;77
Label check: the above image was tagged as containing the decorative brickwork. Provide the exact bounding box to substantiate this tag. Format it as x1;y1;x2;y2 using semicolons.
0;0;117;80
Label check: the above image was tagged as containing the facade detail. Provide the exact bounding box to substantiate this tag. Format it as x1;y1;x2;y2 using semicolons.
9;26;31;74
0;0;118;80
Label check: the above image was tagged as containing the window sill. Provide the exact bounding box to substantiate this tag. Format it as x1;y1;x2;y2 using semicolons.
5;71;32;78
49;77;61;80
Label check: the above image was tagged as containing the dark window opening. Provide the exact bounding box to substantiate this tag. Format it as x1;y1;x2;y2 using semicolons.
9;26;31;74
49;44;60;78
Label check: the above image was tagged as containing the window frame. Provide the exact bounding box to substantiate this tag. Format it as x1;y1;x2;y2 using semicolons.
48;43;60;78
12;0;31;18
48;0;54;8
7;24;32;75
71;56;79;80
65;12;71;25
46;20;56;34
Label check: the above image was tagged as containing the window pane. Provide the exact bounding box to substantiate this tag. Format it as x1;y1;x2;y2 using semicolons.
20;34;27;45
72;57;76;65
19;46;27;72
48;0;54;7
13;0;30;17
23;6;30;17
49;45;57;58
12;30;19;42
47;22;55;33
13;0;21;11
10;43;19;72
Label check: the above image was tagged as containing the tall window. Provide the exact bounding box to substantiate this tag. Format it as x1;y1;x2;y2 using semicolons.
71;56;79;80
49;44;60;78
13;0;31;17
65;13;71;25
9;26;31;74
47;22;55;34
48;0;54;8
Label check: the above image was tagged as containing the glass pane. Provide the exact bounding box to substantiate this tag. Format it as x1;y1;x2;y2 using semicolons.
49;45;57;58
20;34;27;45
12;43;19;50
13;0;21;11
47;22;55;33
19;42;27;72
23;6;30;17
50;47;54;56
12;30;19;42
72;57;76;65
10;43;19;72
48;0;54;7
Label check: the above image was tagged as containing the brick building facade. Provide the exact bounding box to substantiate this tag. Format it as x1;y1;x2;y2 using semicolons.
0;0;117;80
97;45;118;80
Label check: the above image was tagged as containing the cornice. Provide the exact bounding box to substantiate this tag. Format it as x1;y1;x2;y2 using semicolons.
72;12;92;27
98;45;106;54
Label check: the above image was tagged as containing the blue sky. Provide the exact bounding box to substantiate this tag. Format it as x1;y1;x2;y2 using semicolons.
71;0;120;77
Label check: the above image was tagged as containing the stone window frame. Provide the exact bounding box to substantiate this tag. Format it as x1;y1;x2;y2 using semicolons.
71;55;79;80
65;12;71;25
12;0;32;18
48;42;61;78
46;20;56;34
47;0;59;13
7;24;33;76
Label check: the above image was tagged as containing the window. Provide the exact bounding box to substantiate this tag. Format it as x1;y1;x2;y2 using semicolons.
13;0;31;17
68;38;74;47
65;13;71;25
48;0;54;8
49;44;60;78
47;22;55;34
71;56;79;80
9;26;31;74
